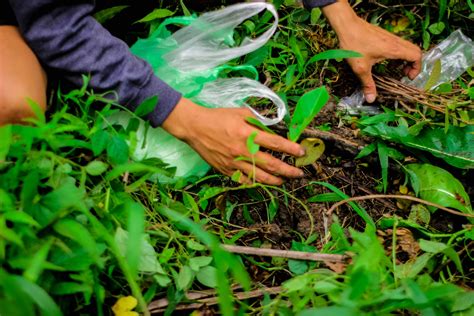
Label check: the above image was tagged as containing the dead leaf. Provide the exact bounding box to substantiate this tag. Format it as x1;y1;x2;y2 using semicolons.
296;138;325;167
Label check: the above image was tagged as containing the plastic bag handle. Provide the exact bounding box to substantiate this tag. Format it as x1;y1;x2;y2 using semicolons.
164;3;279;72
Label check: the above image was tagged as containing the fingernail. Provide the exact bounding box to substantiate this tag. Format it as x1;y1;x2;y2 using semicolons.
299;170;305;177
299;148;306;157
366;93;376;103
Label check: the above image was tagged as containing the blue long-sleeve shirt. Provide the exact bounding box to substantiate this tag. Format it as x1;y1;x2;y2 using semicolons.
5;0;335;127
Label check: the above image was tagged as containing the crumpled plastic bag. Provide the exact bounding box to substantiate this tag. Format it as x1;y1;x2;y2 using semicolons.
337;29;474;115
108;3;285;183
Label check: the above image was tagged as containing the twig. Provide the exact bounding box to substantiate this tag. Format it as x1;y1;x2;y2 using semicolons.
274;124;365;156
222;244;349;262
149;287;282;313
327;194;474;218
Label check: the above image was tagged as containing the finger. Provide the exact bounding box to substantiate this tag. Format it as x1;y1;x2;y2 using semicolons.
254;132;305;157
255;151;304;179
237;161;284;186
352;62;377;103
391;41;423;79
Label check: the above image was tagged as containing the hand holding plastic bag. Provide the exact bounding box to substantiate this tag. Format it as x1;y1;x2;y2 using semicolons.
110;3;288;182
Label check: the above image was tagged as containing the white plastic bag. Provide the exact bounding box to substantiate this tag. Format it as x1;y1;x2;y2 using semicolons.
109;3;285;182
337;29;474;114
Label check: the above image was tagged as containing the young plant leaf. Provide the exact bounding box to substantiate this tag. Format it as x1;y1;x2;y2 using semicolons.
288;87;329;142
93;5;128;24
306;49;363;66
295;138;325;167
246;131;260;155
134;96;158;118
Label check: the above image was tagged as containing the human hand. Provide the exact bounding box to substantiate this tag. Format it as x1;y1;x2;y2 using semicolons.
162;98;306;185
322;1;422;102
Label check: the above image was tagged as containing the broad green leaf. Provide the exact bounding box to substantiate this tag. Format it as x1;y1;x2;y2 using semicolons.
93;5;128;24
136;9;174;23
406;164;472;218
310;8;322;25
177;265;193;290
189;256;213;272
196;266;218;288
85;160;108;176
106;136;129;165
295;138;325;167
419;239;448;253
306;49;363;66
363;124;474;169
134;96;158;118
288;87;329;142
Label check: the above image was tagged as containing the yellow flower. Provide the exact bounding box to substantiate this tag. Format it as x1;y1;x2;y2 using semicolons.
112;296;139;316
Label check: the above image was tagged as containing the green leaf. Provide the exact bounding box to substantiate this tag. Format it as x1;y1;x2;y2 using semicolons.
107;136;129;165
288;87;329;142
0;125;12;161
246;131;260;155
23;239;54;283
189;256;213;272
308;193;344;203
93;5;128;24
196;266;218;288
311;181;375;229
363;124;474;169
428;22;445;35
298;307;358;316
424;58;442;91
355;142;377;159
115;227;165;274
134;96;158;118
245;117;276;135
136;9;175;23
2;273;62;316
54;219;97;258
85;160;108;176
377;142;389;193
126;201;145;278
419;239;448;253
306;49;363;66
406;164;472;217
295;138;325;167
180;0;191;16
177;265;194;290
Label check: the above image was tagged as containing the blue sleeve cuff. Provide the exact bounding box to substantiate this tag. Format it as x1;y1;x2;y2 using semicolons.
135;74;182;128
303;0;337;9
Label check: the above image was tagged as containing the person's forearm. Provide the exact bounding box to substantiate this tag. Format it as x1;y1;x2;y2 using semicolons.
321;0;359;36
9;0;181;127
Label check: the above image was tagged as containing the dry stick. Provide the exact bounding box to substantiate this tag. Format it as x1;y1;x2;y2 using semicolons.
149;287;283;313
222;244;349;263
274;124;365;156
327;194;474;218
